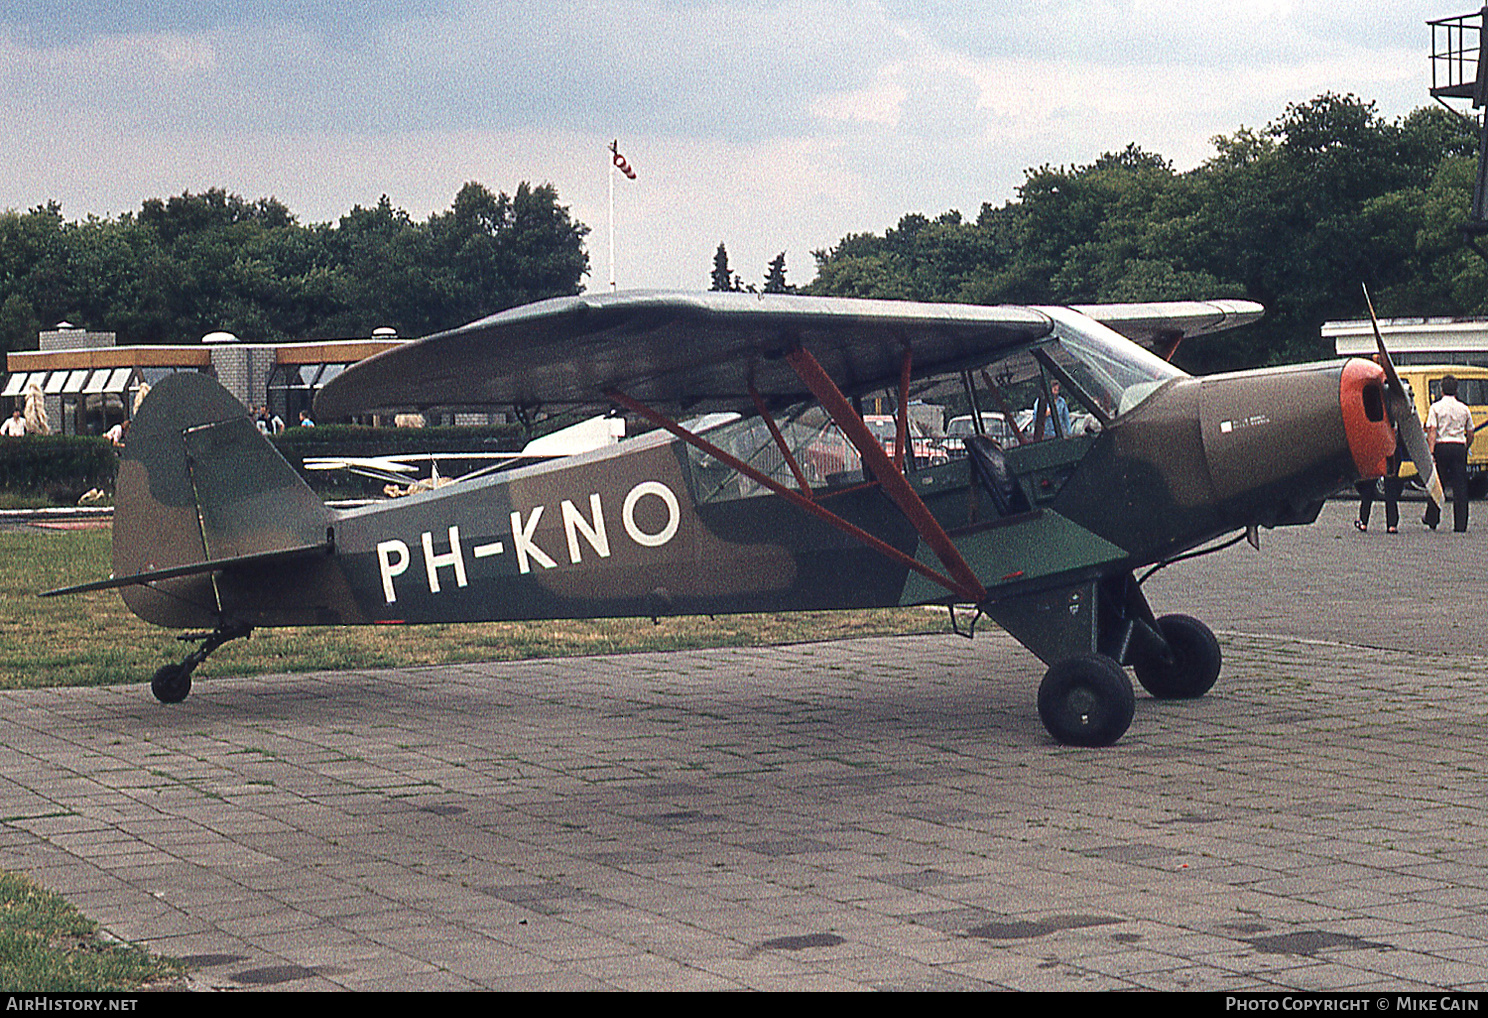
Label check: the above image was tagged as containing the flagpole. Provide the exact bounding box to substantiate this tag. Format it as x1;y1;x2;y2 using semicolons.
608;143;617;291
607;139;635;291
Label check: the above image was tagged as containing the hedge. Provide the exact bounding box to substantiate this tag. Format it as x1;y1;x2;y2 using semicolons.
0;423;563;502
0;436;117;502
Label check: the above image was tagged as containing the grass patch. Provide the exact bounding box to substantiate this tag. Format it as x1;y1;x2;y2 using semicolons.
0;527;943;690
0;492;63;510
0;870;184;991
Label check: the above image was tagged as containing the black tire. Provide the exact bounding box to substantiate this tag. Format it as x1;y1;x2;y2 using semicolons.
1037;653;1135;747
1133;614;1221;700
151;664;191;704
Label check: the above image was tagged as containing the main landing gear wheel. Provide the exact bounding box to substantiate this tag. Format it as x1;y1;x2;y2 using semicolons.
1132;614;1221;700
150;664;191;704
1037;653;1135;747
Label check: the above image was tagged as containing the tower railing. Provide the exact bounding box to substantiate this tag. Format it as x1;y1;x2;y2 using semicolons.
1430;8;1485;105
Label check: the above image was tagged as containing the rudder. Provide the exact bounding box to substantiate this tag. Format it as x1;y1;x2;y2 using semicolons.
113;373;332;627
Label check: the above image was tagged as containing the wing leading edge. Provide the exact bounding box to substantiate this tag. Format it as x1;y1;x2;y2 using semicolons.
1073;299;1264;350
315;291;1055;418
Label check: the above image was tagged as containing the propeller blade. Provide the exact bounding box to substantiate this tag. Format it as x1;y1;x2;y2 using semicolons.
1363;284;1443;508
1387;388;1444;506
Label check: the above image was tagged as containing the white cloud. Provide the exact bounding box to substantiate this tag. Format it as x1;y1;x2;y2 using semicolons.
0;1;1463;297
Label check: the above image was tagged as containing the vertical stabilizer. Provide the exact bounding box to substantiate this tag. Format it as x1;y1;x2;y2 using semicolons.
113;372;332;627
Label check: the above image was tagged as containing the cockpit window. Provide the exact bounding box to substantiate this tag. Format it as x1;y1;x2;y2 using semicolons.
680;308;1188;504
687;404;863;503
1041;307;1187;417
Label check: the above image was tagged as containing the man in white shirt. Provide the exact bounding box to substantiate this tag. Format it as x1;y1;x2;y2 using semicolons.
1424;374;1475;533
0;409;25;436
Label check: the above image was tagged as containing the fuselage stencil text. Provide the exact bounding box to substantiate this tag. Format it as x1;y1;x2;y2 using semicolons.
375;480;680;604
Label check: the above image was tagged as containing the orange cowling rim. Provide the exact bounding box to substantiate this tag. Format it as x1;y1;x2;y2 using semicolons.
1340;358;1396;480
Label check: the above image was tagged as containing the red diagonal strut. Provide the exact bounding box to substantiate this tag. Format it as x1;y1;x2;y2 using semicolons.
785;347;987;603
605;389;975;600
749;384;814;499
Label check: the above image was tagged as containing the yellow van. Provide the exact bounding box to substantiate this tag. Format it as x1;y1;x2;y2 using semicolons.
1393;365;1488;496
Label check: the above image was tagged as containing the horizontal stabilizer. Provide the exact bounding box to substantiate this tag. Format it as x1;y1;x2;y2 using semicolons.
43;539;334;597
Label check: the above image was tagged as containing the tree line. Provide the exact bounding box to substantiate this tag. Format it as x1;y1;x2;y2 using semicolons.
722;94;1487;373
711;245;795;294
5;93;1485;374
0;181;589;353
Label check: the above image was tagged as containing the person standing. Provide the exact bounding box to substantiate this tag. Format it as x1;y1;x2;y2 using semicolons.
1355;428;1404;534
1423;374;1474;533
0;409;26;436
1035;380;1071;440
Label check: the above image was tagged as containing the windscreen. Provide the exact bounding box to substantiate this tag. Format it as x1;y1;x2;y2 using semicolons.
1042;307;1187;417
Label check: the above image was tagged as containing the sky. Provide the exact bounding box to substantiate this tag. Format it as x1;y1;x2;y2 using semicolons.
0;1;1462;301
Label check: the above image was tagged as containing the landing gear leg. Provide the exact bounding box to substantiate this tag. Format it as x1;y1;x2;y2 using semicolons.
984;574;1224;745
984;578;1139;746
151;621;252;704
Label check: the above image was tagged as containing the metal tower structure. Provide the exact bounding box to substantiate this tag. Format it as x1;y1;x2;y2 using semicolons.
1431;7;1488;259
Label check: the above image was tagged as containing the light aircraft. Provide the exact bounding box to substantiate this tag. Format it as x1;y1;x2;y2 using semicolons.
48;290;1435;746
301;413;628;493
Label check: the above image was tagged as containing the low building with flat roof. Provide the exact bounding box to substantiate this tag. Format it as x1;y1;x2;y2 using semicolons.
3;325;405;436
1324;316;1488;366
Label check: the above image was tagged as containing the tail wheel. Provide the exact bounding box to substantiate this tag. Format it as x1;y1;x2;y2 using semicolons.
1133;614;1221;700
1037;653;1135;747
151;664;191;704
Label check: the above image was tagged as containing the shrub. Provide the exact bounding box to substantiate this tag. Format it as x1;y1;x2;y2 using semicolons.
0;437;117;503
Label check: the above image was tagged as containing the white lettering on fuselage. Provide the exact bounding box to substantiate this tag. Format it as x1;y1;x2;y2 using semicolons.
1218;414;1271;435
561;493;610;564
510;505;557;573
421;525;468;593
376;539;410;603
376;480;681;604
622;481;680;547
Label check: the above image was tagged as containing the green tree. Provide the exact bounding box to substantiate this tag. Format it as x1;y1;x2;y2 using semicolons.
807;95;1483;372
763;252;794;293
0;182;591;348
0;293;39;353
806;211;1012;302
711;243;737;291
0;204;68;340
319;195;438;338
429;181;590;326
1176;93;1471;367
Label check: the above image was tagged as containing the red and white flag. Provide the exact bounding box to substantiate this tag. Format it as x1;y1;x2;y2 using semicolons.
610;140;637;180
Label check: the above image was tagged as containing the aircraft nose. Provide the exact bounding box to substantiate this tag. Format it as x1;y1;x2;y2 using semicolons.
1339;358;1394;480
1197;359;1391;519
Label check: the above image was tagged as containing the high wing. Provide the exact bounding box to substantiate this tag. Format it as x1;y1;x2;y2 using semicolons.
315;291;1054;418
1073;300;1264;354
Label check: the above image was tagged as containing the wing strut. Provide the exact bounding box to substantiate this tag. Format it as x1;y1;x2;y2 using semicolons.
606;388;985;603
783;347;986;603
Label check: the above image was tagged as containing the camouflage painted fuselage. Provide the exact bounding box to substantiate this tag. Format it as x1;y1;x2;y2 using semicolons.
115;359;1387;645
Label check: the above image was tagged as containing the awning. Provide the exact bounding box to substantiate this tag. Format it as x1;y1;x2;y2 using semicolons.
3;368;134;397
2;372;34;397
